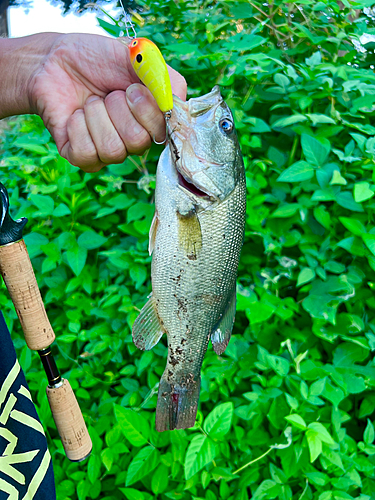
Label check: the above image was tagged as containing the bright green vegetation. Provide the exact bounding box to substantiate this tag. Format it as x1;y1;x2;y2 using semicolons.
2;0;375;498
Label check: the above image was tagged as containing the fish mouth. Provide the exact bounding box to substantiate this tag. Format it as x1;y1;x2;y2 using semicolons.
177;171;209;198
168;132;220;200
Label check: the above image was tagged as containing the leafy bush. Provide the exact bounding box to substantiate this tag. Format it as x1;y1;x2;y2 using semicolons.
2;0;375;498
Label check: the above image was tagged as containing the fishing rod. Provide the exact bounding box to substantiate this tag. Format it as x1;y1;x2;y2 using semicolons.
0;182;92;462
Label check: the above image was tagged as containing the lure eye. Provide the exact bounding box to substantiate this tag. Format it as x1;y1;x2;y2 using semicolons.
132;40;138;47
219;118;234;134
136;54;143;63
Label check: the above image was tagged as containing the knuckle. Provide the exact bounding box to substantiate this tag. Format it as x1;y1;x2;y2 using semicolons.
85;98;103;111
126;129;151;154
98;135;126;163
105;90;126;107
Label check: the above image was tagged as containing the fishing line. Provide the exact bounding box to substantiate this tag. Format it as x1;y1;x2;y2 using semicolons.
118;0;173;145
119;0;137;38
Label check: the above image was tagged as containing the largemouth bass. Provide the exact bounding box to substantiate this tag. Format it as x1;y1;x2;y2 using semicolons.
132;86;246;431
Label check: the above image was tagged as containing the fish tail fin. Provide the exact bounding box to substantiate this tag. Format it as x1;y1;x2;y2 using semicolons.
156;375;201;432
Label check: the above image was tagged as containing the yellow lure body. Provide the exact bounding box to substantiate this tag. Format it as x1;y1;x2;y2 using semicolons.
129;37;173;114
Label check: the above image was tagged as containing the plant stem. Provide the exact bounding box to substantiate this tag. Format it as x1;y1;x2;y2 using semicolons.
232;447;272;475
288;134;299;166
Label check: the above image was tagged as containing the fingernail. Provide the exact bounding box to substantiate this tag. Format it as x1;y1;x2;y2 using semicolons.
127;85;144;105
86;95;102;104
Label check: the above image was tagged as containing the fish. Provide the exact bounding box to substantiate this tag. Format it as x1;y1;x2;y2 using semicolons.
132;86;246;432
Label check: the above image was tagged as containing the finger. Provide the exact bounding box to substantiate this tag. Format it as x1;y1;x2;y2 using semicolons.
59;109;105;172
84;95;127;164
126;84;165;144
167;65;187;101
105;90;152;155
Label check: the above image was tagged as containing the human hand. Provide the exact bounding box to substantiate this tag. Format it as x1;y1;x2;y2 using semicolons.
30;33;186;172
0;33;186;172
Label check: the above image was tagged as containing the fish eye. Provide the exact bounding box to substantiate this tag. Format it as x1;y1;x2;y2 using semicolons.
219;118;234;134
136;54;143;63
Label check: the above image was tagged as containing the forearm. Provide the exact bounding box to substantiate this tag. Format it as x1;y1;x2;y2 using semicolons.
0;33;61;119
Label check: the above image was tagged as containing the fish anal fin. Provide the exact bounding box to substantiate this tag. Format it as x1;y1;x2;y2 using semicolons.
132;293;163;350
149;212;159;256
211;289;236;355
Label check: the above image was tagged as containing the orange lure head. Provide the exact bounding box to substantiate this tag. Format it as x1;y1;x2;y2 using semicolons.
128;37;173;114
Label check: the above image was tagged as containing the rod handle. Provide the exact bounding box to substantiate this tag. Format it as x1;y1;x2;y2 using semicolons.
0;240;55;350
46;379;92;462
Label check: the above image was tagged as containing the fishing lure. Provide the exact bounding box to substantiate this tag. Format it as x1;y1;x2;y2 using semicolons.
128;37;173;116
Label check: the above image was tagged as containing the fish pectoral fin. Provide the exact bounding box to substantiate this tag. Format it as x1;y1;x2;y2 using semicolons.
211;289;236;355
132;294;164;350
148;212;159;256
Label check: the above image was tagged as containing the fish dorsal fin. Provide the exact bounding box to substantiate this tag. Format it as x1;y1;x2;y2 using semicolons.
132;293;164;350
148;212;159;256
211;289;236;355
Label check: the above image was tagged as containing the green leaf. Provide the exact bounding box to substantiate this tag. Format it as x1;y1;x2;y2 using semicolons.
66;245;87;276
97;18;122;37
330;170;347;186
364;419;375;445
308;422;335;444
307;114;336;126
272;114;308;128
301;134;330;166
359;395;375;418
339;217;366;236
314;206;331;229
252;479;282;500
270;203;300;218
88;454;101;484
151;464;169;495
306;430;322;462
114;405;149;446
203;402;233;439
336;192;364;212
363;234;375;256
53;203;71;217
284;414;307;429
184;435;216;480
277;161;314;182
101;448;114;472
305;471;329;486
246;117;271;133
29;194;54;216
23;232;49;258
126;446;159;486
14;140;49;154
119;488;145;500
354;182;374;203
165;42;198;54
130;264;147;289
297;268;315;287
78;231;108;250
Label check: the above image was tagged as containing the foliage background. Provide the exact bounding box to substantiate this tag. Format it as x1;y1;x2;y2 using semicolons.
2;0;375;498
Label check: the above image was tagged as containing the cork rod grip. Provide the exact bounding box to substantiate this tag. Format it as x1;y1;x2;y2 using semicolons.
0;240;55;350
46;379;92;462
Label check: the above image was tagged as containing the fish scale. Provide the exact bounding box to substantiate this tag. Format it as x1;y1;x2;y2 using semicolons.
132;86;246;431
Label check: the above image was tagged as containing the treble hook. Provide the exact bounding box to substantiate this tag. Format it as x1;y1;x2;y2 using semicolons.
153;111;172;145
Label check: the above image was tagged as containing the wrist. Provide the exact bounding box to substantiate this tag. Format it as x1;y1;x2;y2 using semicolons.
0;33;61;119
